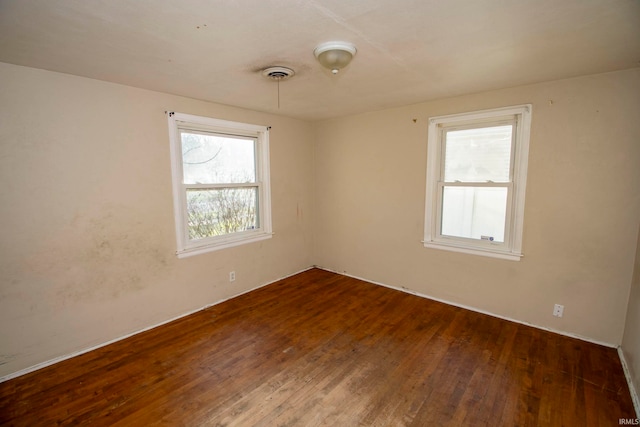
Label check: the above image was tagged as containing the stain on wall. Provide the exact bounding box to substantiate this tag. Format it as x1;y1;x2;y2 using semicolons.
0;62;314;379
26;204;173;307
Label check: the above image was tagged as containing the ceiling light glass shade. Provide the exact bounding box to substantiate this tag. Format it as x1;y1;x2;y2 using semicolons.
314;41;357;74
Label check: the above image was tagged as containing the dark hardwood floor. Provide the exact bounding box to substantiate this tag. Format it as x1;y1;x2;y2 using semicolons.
0;268;635;426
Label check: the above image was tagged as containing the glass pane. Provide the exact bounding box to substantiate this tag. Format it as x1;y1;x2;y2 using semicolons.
181;131;256;184
441;186;507;242
186;188;258;240
443;125;512;182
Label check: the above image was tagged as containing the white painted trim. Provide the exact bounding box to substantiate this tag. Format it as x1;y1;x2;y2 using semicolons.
176;232;273;258
0;266;314;383
3;265;623;386
316;266;617;348
422;241;523;261
618;347;640;418
428;105;533;125
170;112;269;134
167;112;272;257
423;104;531;261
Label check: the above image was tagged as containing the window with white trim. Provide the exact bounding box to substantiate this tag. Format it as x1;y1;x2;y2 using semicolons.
167;112;272;258
423;105;532;261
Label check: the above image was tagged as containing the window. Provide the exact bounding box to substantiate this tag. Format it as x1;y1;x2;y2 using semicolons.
423;105;532;261
167;112;272;257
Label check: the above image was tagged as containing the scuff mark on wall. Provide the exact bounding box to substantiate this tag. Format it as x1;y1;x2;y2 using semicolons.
296;202;303;221
0;353;19;367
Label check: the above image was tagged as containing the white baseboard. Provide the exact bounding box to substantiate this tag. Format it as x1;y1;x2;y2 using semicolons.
316;266;617;348
618;347;640;418
0;266;314;384
319;267;640;413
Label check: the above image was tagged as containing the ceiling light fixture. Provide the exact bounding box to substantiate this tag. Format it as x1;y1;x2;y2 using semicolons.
262;66;295;109
313;41;357;74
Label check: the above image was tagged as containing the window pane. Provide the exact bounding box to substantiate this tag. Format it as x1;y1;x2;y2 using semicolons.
441;186;507;242
443;125;512;182
181;131;256;184
186;188;258;240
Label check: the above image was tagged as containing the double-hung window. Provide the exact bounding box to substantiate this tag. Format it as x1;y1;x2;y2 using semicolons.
168;112;272;258
423;105;532;260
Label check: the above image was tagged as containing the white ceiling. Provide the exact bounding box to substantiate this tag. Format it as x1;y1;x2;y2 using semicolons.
0;0;638;121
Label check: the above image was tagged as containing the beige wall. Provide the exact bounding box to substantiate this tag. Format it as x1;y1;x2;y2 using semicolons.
622;226;640;410
2;61;639;380
0;62;315;378
313;68;640;345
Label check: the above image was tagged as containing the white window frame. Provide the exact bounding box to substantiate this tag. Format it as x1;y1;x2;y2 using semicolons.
423;105;532;261
167;112;272;258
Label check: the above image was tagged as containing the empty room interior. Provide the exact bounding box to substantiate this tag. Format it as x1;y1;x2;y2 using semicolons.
1;0;639;425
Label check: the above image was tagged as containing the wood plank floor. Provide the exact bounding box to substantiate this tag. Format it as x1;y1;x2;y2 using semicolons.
0;268;635;426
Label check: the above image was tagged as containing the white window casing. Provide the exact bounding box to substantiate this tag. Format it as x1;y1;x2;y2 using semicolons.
423;105;532;261
168;112;272;258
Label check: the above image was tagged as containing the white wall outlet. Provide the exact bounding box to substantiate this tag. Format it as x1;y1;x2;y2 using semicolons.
229;271;236;282
553;304;564;317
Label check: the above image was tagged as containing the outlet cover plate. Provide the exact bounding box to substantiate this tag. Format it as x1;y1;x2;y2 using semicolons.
553;304;564;317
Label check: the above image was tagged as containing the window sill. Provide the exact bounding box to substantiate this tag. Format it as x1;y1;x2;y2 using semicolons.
422;240;522;261
177;232;273;258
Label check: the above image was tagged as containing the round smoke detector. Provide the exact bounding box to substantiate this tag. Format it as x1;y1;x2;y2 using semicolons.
262;66;295;81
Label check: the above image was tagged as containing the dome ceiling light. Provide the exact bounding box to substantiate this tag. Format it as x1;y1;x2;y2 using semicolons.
313;41;357;75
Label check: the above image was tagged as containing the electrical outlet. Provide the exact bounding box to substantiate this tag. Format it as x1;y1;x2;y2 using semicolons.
553;304;564;318
229;271;236;282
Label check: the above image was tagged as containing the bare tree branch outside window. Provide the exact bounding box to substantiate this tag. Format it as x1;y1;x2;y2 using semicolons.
181;132;258;240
